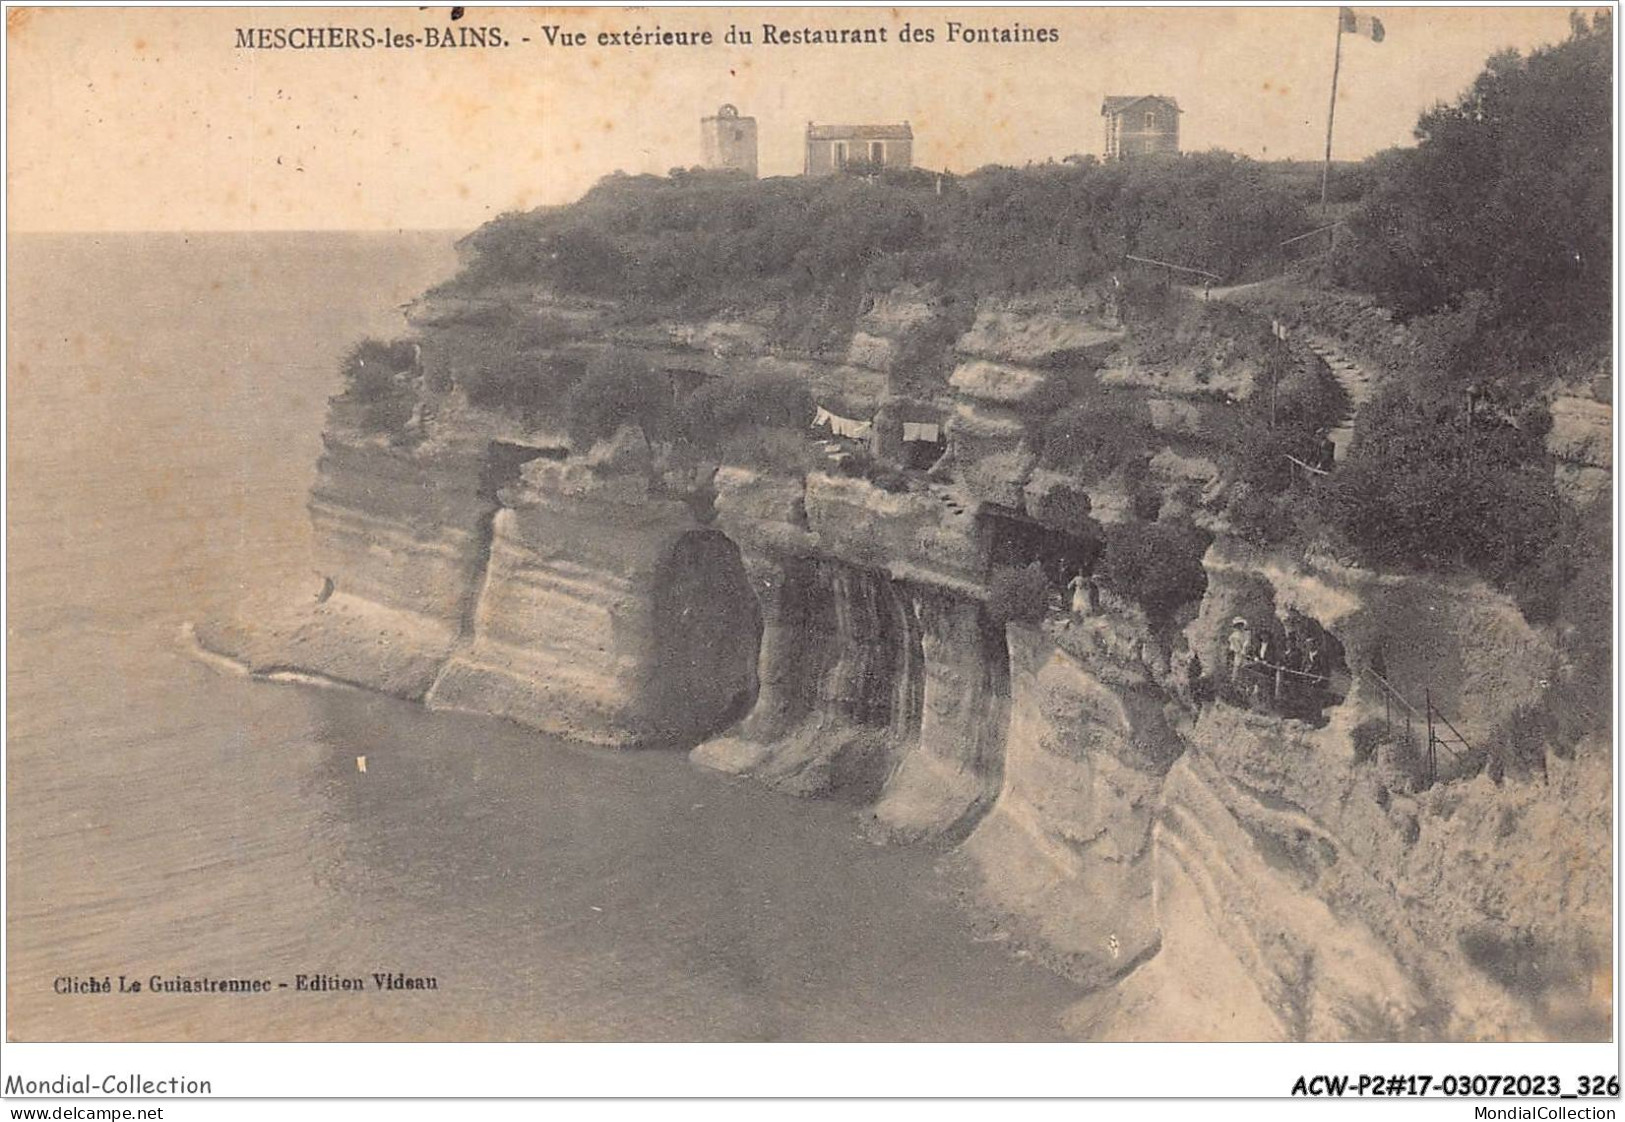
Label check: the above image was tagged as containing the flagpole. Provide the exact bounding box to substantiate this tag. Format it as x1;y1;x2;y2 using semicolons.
1320;10;1345;221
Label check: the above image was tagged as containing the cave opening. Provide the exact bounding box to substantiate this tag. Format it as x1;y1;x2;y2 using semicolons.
901;433;948;471
647;529;763;747
1214;593;1349;727
479;439;566;502
455;440;570;639
978;505;1104;589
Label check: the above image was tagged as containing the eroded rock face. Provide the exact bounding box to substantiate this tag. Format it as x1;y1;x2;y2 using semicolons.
1076;742;1430;1042
870;585;1010;842
1150;713;1434;1040
943;402;1036;509
425;460;761;747
957;298;1125;367
308;439;494;629
693;555;921;801
938;296;1123;510
961;625;1183;989
801;473;983;589
194;435;493;697
695;549;1016;845
1195;539;1552;749
203;279;1605;1041
1131;699;1611;1043
1113;544;1605;1042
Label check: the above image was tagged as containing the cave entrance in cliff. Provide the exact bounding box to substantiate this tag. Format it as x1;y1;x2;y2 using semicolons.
454;441;570;638
1215;586;1349;727
648;529;763;748
979;505;1104;590
480;440;566;501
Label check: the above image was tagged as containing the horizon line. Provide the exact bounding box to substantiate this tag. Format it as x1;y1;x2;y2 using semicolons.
8;226;476;236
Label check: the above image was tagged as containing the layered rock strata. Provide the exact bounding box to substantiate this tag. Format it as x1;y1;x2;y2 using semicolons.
200;284;1606;1041
425;459;761;747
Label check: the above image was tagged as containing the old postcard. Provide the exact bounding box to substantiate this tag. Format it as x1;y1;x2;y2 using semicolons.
3;0;1615;1099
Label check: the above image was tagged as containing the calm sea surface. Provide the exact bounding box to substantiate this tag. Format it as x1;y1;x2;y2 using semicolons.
6;232;1079;1041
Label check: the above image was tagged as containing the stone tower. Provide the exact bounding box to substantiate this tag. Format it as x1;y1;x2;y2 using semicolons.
701;104;758;177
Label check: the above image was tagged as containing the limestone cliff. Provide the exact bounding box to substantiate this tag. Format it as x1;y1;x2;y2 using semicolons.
425;458;760;747
959;622;1179;989
695;468;999;824
195;430;493;698
200;281;1608;1042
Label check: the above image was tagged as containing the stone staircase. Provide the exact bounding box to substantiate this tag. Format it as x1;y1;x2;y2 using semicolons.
1303;337;1379;463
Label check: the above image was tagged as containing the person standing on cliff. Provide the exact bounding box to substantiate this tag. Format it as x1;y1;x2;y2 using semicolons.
1068;570;1091;618
1227;618;1253;682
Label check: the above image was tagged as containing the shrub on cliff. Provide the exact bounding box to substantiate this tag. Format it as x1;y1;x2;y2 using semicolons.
339;338;417;401
677;370;815;451
1326;386;1560;588
456;341;590;425
1505;702;1558;781
563;350;671;452
676;371;823;475
1351;717;1391;765
986;563;1051;624
336;338;418;434
1514;485;1611;753
712;427;824;477
1216;340;1350;546
835;447;911;494
1097;520;1210;627
1027;482;1097;539
1123;289;1277;376
560;356;827;473
1551;489;1611;741
1122;456;1164;522
1270;351;1349;439
1039;400;1154;482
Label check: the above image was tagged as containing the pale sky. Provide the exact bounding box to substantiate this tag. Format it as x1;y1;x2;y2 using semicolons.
5;4;1594;231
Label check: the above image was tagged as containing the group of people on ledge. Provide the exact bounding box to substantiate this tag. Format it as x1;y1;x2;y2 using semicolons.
1222;616;1333;715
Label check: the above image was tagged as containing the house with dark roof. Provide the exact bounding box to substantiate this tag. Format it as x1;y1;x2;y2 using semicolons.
804;122;913;176
1101;95;1181;161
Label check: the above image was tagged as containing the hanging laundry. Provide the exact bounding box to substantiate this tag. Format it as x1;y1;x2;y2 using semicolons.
813;406;873;440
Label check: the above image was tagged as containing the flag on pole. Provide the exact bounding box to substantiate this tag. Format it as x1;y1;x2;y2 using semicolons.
1340;7;1386;42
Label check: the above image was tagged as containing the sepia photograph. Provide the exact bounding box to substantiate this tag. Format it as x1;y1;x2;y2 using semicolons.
2;0;1616;1094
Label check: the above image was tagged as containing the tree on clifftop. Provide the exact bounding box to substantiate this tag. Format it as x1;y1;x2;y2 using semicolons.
1337;12;1611;359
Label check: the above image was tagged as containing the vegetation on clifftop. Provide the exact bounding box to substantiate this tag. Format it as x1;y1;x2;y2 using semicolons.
335;338;419;434
1328;10;1611;387
1318;15;1606;602
439;152;1312;329
1219;14;1609;620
